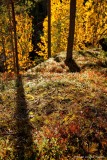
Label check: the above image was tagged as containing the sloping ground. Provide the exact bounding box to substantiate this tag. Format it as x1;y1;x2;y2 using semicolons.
0;49;107;159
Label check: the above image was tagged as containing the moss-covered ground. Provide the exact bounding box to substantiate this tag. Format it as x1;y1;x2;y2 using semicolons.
0;49;107;160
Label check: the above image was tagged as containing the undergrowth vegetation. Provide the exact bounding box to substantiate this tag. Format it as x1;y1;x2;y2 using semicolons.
0;50;107;159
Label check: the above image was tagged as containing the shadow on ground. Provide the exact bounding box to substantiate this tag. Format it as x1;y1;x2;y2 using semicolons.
13;75;35;160
65;58;80;72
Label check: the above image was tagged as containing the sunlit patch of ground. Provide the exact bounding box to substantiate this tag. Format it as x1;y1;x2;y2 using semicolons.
0;49;107;159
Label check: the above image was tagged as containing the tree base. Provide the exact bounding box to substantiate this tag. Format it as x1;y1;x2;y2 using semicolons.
65;58;80;72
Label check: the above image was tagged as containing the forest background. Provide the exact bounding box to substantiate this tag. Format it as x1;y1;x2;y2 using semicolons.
0;0;107;73
0;0;107;159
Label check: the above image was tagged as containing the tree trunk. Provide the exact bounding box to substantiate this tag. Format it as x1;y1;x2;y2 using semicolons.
47;0;51;58
65;0;80;72
1;34;6;72
66;0;76;61
7;2;16;72
10;0;19;75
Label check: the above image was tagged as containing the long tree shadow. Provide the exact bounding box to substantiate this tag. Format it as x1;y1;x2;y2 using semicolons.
13;75;35;160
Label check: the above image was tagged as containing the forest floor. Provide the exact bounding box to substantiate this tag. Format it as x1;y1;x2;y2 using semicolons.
0;49;107;160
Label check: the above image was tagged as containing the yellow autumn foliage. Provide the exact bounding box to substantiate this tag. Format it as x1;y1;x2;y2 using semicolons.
37;0;107;59
16;13;33;70
38;0;70;59
0;9;33;72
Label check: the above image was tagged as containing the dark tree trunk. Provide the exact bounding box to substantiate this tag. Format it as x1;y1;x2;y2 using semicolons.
47;0;51;58
65;0;80;72
66;0;76;61
10;0;19;75
1;32;6;72
7;2;16;72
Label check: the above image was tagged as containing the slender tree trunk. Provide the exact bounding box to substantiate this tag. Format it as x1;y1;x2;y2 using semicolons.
10;0;19;75
1;32;6;71
7;2;16;72
66;0;76;61
65;0;80;72
92;0;99;46
47;0;51;58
